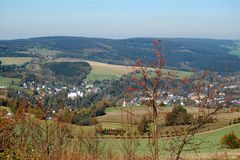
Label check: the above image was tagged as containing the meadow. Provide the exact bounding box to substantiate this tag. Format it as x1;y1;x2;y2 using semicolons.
0;57;33;65
95;106;240;157
67;105;240;158
96;123;240;157
0;76;20;87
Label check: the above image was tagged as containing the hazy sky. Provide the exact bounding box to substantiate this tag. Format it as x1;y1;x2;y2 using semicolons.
0;0;239;39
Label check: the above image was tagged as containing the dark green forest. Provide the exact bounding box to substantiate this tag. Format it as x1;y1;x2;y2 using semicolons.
0;36;240;72
45;62;91;85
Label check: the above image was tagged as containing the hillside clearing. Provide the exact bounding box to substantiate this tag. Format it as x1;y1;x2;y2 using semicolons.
0;57;33;65
54;58;194;81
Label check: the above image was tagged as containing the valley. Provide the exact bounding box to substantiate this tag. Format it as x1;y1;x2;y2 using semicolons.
0;37;240;159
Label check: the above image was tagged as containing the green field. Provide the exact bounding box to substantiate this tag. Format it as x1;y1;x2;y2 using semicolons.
0;76;21;87
0;57;33;65
99;123;240;157
87;60;193;81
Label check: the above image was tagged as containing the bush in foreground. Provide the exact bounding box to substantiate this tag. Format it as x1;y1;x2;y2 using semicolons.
221;131;240;149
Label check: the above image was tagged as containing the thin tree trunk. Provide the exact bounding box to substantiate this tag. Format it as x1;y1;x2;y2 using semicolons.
152;101;157;120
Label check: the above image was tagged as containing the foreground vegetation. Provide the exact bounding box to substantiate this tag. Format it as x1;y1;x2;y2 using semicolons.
1;104;240;160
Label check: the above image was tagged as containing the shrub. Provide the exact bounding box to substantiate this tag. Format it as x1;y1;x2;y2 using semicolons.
95;107;105;116
233;118;238;124
71;108;96;126
98;128;126;136
238;117;240;123
28;107;44;119
165;130;169;136
221;131;240;149
137;115;151;135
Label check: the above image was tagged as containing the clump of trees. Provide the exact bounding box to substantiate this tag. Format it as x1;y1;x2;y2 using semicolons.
68;99;113;126
221;131;240;149
229;117;240;125
93;99;115;116
165;106;193;126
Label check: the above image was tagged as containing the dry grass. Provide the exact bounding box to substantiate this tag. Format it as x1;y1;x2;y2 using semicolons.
55;58;133;80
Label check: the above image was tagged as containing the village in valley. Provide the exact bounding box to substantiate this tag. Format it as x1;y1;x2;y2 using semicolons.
1;64;240;120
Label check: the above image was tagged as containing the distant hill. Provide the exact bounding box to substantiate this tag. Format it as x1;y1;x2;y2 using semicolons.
0;36;240;72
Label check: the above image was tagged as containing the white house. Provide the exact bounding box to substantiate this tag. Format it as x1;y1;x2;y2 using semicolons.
68;91;84;99
68;92;78;99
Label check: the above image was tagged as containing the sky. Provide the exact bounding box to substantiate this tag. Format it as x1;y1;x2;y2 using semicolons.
0;0;239;40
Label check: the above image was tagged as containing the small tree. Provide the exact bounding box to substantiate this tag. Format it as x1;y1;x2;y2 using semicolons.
132;39;234;160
